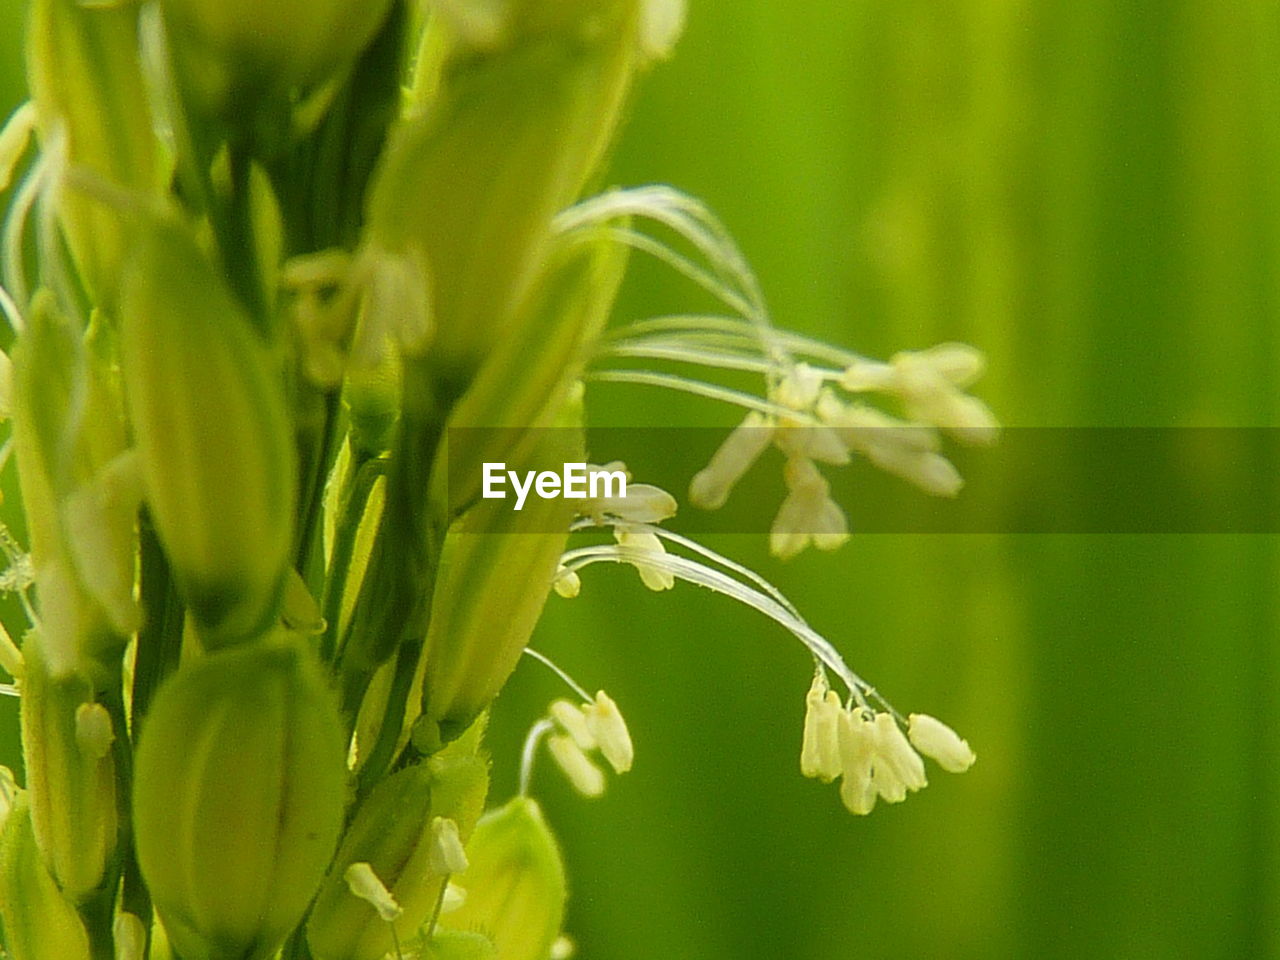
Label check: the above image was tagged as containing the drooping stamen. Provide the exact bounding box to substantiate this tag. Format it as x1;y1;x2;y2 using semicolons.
522;647;594;703
558;537;877;710
518;717;556;797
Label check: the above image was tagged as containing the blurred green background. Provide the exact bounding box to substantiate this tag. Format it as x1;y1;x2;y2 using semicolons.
3;1;1280;958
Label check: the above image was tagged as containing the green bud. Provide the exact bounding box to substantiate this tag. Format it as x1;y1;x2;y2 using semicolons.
418;398;583;746
346;348;402;459
120;217;296;647
438;797;567;960
18;633;118;904
27;0;159;305
161;0;396;121
437;224;627;516
308;726;489;960
0;796;93;960
12;297;136;674
368;0;649;389
133;641;347;960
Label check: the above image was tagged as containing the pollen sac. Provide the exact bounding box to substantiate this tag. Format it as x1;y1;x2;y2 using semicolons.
689;411;771;510
437;797;568;960
18;632;117;903
0;797;92;960
27;0;159;305
769;457;850;560
611;522;675;592
132;642;347;960
343;862;403;923
799;675;842;783
547;734;606;798
908;713;977;773
582;691;633;774
160;0;396;123
836;709;877;816
549;700;596;751
119;217;296;649
307;728;489;960
871;712;928;801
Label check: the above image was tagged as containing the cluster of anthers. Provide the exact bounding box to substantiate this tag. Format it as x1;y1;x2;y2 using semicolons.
503;187;993;812
555;186;999;560
515;460;975;814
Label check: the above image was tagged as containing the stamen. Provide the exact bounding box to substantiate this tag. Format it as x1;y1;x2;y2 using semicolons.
547;734;606;798
428;817;470;875
518;718;555;797
558;539;871;706
587;369;820;422
344;862;403;922
582;692;633;774
522;647;594;703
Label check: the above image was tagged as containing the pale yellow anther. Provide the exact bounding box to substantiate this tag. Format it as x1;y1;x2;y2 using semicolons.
597;483;678;524
114;912;148;960
613;525;675;591
549;700;597;752
815;394;963;497
871;761;908;804
770;458;849;559
773;411;851;467
799;675;842;783
773;363;825;410
639;0;687;61
580;461;677;525
441;882;467;914
817;394;939;454
872;712;927;793
836;709;877;815
913;342;987;387
866;445;963;498
344;862;403;922
583;691;633;774
74;703;115;761
547;734;606;798
838;360;897;393
553;565;582;599
690;411;772;509
890;349;999;444
429;817;470;875
356;243;433;366
908;713;977;773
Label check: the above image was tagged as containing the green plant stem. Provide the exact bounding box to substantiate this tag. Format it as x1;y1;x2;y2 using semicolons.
106;681;151;957
294;386;345;592
319;453;385;664
355;636;423;800
130;513;184;730
335;373;447;692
